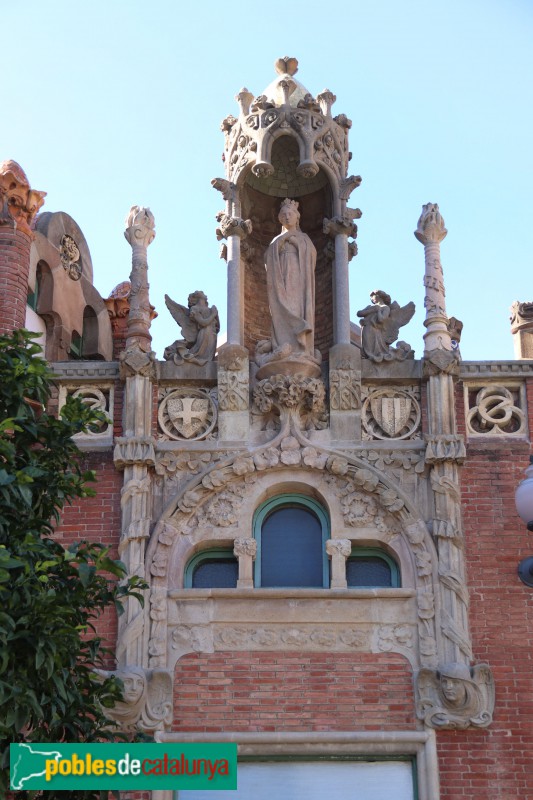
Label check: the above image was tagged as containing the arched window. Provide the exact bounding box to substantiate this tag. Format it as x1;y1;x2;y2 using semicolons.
346;548;400;588
184;548;238;589
253;495;329;588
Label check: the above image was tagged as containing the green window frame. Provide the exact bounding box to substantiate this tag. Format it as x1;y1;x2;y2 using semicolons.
253;494;330;588
184;548;238;589
346;547;400;588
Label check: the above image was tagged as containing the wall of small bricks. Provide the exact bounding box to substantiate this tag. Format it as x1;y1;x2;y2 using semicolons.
172;651;415;733
0;227;32;333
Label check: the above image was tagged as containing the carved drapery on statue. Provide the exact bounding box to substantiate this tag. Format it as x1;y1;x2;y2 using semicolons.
256;198;321;378
164;291;220;366
358;290;415;362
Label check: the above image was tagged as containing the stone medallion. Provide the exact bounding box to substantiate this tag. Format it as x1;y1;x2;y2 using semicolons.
158;388;216;441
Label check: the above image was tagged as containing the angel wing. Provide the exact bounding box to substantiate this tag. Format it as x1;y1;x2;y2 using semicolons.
416;668;440;718
382;301;416;345
165;294;198;343
472;663;495;718
142;669;173;731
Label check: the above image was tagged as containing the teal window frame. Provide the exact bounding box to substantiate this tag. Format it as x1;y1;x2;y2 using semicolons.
184;547;238;588
346;547;400;588
253;494;330;588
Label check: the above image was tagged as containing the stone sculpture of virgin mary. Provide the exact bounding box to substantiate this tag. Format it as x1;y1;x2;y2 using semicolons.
256;198;321;378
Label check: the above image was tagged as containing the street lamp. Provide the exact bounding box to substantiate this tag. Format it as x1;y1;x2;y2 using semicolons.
515;455;533;587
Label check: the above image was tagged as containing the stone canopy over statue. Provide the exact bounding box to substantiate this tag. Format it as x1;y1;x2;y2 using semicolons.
255;198;321;379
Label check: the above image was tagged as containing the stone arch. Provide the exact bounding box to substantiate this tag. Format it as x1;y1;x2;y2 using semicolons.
144;448;442;672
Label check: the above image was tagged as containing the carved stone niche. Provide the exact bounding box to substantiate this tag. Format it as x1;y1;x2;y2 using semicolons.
463;381;527;438
416;662;495;730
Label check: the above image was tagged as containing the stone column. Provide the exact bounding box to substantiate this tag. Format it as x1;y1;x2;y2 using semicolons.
324;214;361;441
0;160;46;334
215;212;252;347
415;204;471;666
326;538;351;588
323;214;359;346
115;206;157;668
233;537;257;589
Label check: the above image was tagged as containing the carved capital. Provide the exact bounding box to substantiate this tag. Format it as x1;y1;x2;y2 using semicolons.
211;177;238;205
414;203;447;245
114;436;156;468
0;160;46;236
425;434;466;464
326;538;351;558
233;538;257;559
339;175;362;200
124;205;155;249
423;348;460;376
215;212;252;241
119;345;156;378
323;215;358;238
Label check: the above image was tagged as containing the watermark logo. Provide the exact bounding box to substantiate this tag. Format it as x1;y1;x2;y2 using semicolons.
10;743;237;791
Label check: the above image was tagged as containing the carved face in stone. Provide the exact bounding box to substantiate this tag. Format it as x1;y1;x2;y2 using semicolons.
440;675;467;707
278;203;300;231
122;672;146;705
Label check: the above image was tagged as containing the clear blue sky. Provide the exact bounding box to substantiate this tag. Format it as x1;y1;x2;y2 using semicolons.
3;0;532;361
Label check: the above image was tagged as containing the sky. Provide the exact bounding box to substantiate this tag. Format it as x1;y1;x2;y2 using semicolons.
2;0;532;362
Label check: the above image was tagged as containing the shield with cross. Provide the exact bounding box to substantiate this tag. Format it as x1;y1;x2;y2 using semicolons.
167;396;209;439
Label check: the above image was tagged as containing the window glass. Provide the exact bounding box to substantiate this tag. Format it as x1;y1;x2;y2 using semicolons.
346;549;399;588
185;549;238;589
261;505;323;587
254;495;329;588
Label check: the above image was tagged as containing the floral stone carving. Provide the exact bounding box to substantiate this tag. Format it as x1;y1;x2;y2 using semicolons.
416;662;495;729
358;290;415;362
362;387;421;440
164;291;220;366
95;666;172;733
60;234;82;280
253;373;326;431
158;388;217;441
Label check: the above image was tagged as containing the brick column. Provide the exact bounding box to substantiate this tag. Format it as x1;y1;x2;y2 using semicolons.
0;161;46;334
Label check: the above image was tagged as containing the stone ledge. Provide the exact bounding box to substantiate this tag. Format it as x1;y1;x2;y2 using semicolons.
51;360;119;380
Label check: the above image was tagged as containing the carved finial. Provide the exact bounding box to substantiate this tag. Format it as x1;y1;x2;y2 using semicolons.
0;160;46;236
414;203;447;245
317;89;336;117
124;206;155;249
236;87;254;116
274;56;298;76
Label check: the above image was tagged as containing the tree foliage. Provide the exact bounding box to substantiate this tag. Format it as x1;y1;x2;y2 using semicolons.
0;330;145;798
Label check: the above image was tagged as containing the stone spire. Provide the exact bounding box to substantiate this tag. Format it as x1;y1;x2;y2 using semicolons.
414;202;453;355
124;205;156;353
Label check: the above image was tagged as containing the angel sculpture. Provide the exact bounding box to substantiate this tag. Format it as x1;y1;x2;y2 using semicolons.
164;291;220;366
357;290;415;362
416;662;495;730
94;665;173;733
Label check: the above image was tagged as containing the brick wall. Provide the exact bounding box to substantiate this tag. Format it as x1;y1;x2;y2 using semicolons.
436;383;533;798
0;227;32;333
173;651;415;733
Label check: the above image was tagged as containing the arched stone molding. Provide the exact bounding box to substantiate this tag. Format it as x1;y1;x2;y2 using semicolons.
142;444;446;674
